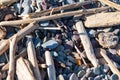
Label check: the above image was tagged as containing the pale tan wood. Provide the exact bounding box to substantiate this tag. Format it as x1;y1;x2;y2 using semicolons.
38;64;47;68
6;35;17;80
27;38;42;80
100;49;120;76
2;48;27;72
45;50;56;80
85;12;120;28
16;57;35;80
0;0;19;6
99;0;120;10
0;7;110;26
0;22;39;55
76;21;99;67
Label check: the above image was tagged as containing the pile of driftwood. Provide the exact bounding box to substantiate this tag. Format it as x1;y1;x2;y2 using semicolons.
0;0;120;80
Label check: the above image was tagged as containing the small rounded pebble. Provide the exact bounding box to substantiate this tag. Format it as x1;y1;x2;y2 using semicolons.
69;73;78;80
77;70;86;78
110;74;119;80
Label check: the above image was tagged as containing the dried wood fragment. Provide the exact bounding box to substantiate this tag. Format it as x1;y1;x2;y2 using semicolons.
27;38;42;80
100;49;120;76
45;50;56;80
16;57;35;80
6;35;17;80
99;0;120;11
0;7;110;26
76;21;99;67
0;22;39;55
0;26;6;39
85;12;120;28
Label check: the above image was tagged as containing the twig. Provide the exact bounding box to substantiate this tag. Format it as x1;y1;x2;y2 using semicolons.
0;7;110;26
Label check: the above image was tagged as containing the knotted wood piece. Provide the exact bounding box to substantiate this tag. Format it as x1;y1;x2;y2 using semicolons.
76;21;99;67
85;12;120;28
27;38;42;80
6;35;17;80
45;50;56;80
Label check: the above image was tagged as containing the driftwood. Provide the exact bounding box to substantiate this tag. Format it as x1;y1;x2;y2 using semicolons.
1;48;27;72
27;38;42;80
0;22;39;55
75;21;99;67
85;12;120;28
6;35;17;80
100;49;120;76
16;57;35;80
0;26;6;39
45;50;56;80
27;0;97;18
0;0;19;6
0;7;110;26
99;0;120;11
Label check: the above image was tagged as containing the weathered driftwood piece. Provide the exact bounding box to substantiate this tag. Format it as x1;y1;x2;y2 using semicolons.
6;35;17;80
27;38;42;80
25;0;97;18
16;57;35;80
99;0;120;11
76;21;99;67
45;50;56;80
100;49;120;76
85;12;120;28
0;22;39;55
0;0;19;6
1;48;27;72
0;26;6;39
0;7;110;26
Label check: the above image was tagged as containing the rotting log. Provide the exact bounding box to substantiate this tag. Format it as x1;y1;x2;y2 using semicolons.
84;12;120;28
45;50;56;80
27;38;42;80
0;22;39;55
16;57;35;80
99;0;120;11
100;49;120;77
76;21;99;67
6;35;17;80
0;7;110;26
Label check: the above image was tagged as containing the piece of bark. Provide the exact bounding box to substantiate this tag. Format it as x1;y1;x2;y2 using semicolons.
0;0;19;6
100;48;120;76
76;21;99;67
27;38;42;80
85;12;120;28
6;35;17;80
1;48;27;72
16;57;35;80
45;50;56;80
0;7;110;26
99;0;120;11
0;22;39;55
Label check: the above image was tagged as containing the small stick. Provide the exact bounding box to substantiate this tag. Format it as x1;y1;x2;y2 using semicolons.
75;21;99;67
6;35;17;80
16;57;35;80
0;22;39;55
0;7;110;26
38;64;47;68
27;38;42;80
100;48;120;76
45;50;56;80
99;0;120;11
